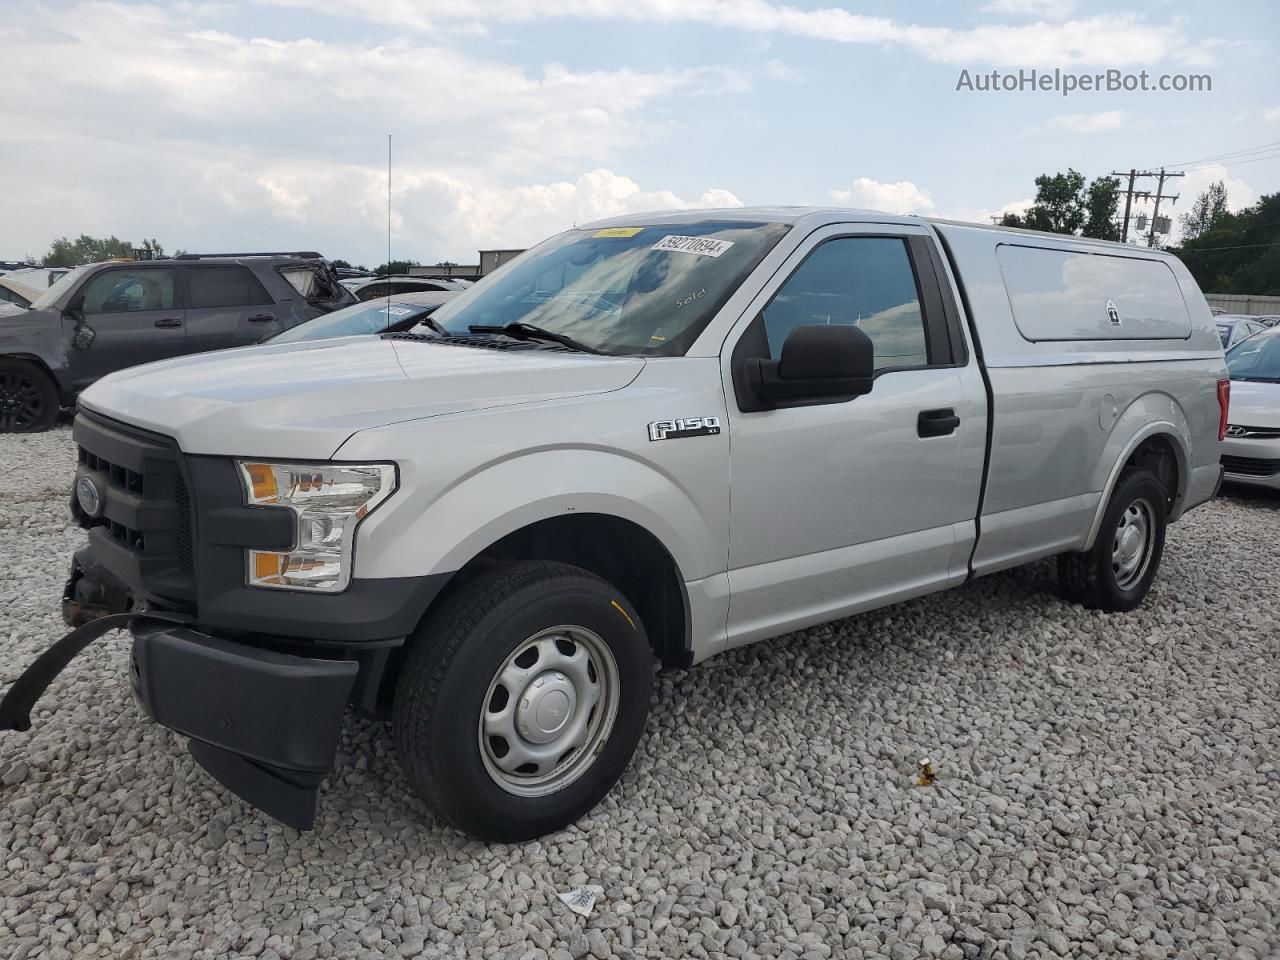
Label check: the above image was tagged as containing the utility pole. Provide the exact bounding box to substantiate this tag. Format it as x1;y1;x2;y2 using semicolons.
1115;169;1137;242
1145;168;1183;247
1109;168;1184;244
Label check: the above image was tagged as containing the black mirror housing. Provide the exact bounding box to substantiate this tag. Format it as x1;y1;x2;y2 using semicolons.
740;324;875;411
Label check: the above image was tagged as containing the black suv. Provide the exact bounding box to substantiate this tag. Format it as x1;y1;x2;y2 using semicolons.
0;253;356;432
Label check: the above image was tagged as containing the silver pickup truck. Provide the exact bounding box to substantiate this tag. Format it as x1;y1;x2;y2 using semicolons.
2;208;1228;840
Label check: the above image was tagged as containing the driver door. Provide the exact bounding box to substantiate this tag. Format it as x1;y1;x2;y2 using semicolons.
66;265;187;390
721;224;987;648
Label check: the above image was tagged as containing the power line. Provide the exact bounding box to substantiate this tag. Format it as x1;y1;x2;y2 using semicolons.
1154;138;1280;169
1181;151;1280;172
1178;241;1280;254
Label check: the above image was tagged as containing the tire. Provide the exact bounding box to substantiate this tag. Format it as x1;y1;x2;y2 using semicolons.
392;560;652;841
1058;469;1168;612
0;359;59;433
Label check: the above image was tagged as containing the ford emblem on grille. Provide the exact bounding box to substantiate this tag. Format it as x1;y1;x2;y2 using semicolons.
76;476;102;518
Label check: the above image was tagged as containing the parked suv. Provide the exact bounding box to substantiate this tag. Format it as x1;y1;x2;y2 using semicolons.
0;252;355;432
2;209;1228;840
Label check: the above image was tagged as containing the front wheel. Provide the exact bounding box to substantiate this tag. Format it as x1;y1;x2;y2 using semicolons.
0;359;59;433
392;561;652;841
1058;469;1168;612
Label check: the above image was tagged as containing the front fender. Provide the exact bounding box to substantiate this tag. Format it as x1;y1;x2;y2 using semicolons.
1083;392;1192;550
353;446;718;584
0;310;71;396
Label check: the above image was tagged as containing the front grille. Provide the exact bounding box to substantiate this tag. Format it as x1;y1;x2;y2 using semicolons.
1226;423;1280;439
1221;455;1280;478
174;475;193;568
73;410;196;604
78;445;148;552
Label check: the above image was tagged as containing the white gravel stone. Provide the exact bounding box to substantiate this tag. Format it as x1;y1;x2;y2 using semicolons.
2;425;1279;958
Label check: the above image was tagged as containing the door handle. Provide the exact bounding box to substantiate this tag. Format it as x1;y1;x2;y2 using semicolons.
154;318;183;328
247;313;276;322
918;408;960;437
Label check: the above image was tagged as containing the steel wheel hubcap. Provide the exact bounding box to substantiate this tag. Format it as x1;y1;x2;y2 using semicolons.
1112;497;1154;590
479;625;619;797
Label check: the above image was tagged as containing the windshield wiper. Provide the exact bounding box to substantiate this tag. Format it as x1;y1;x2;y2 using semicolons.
468;322;603;354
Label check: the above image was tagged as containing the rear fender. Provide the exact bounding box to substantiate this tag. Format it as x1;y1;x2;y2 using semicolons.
1083;393;1191;550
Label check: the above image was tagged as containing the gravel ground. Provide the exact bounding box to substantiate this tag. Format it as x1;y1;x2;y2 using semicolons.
2;426;1278;960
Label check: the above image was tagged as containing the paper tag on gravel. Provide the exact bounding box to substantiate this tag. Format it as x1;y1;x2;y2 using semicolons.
558;886;603;916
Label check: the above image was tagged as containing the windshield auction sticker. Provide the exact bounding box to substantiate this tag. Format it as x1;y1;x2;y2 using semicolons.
651;235;735;257
594;227;644;238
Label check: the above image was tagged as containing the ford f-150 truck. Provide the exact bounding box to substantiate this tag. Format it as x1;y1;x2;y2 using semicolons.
2;208;1229;841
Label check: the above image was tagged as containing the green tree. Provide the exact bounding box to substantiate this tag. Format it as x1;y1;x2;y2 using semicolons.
41;234;175;266
998;169;1121;240
1083;177;1122;241
1179;181;1229;242
1174;192;1280;295
372;259;421;275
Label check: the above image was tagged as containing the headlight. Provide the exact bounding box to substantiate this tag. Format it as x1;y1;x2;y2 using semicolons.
236;461;397;592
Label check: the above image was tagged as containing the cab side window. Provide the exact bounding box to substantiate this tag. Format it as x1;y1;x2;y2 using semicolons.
188;266;272;308
80;268;176;314
762;237;928;371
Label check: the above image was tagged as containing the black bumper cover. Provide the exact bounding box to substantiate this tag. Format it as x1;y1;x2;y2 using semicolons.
130;621;358;830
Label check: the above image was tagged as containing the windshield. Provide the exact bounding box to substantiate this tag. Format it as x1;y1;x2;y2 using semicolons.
428;220;790;355
268;299;432;344
30;264;89;310
1227;329;1280;381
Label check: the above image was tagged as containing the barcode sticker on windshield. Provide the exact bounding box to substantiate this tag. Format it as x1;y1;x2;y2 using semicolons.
651;235;734;258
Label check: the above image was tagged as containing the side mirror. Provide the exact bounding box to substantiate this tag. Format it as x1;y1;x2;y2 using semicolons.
740;324;875;410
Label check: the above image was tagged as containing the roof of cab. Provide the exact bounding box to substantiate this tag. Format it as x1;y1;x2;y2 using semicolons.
580;205;1178;259
580;206;917;230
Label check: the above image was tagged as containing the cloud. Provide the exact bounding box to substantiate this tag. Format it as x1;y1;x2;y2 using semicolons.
0;2;745;178
0;1;748;263
980;0;1077;18
265;0;1214;67
830;178;935;215
1047;110;1127;134
1264;106;1280;123
938;197;1035;225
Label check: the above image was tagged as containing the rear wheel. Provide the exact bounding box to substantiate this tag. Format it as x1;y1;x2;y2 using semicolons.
392;561;652;841
0;359;59;433
1058;469;1167;612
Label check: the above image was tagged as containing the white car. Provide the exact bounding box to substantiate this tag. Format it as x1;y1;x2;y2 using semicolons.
0;275;42;310
1222;325;1280;489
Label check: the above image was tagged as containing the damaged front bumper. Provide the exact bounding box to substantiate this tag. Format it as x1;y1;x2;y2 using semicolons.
3;554;360;830
130;619;358;830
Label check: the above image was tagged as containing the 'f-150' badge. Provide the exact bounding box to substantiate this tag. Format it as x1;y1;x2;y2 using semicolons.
648;417;722;442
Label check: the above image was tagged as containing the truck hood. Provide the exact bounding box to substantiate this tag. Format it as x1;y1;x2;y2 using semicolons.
80;335;645;458
1228;379;1280;429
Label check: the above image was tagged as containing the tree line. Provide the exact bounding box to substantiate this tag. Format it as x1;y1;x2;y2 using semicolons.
27;183;1278;295
994;168;1277;295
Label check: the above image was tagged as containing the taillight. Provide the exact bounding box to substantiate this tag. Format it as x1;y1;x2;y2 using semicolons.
1217;378;1231;442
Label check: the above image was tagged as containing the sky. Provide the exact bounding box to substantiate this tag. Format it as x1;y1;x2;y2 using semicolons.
2;0;1278;267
